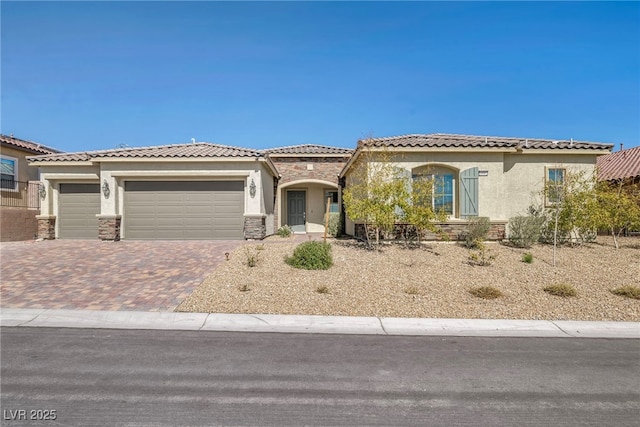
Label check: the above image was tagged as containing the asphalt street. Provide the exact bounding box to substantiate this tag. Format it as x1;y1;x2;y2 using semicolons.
1;327;639;426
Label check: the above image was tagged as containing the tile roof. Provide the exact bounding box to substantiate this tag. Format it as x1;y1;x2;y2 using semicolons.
265;144;353;155
596;146;640;181
0;134;62;155
28;142;264;162
360;133;614;151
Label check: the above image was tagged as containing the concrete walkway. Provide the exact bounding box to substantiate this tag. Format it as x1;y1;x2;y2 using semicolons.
2;308;638;338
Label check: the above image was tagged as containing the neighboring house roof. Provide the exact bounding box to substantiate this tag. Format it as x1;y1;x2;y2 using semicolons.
265;144;353;156
0;134;62;155
359;133;615;151
28;142;265;162
596;146;640;181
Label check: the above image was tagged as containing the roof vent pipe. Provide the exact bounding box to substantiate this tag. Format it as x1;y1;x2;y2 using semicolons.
525;139;528;148
191;138;196;143
570;138;574;146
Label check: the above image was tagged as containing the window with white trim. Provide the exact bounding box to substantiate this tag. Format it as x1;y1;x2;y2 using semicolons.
1;156;18;191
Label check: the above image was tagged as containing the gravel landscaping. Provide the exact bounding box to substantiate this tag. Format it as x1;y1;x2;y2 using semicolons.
176;235;640;321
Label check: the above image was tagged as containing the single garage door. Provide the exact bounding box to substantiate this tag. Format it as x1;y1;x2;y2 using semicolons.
58;183;100;239
124;181;244;240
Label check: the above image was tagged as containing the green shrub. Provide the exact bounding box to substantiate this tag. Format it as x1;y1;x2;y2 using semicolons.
469;286;503;299
243;246;260;267
544;284;577;297
286;241;333;270
508;216;544;248
276;225;293;238
464;217;491;248
610;286;640;300
326;212;342;237
521;252;534;264
468;241;496;266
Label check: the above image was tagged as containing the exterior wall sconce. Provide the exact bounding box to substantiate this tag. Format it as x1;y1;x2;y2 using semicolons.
102;180;110;198
249;178;256;198
38;183;46;200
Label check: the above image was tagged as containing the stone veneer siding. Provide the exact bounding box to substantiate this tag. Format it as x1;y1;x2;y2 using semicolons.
354;221;507;242
244;216;266;240
271;157;349;186
36;217;56;240
98;216;121;241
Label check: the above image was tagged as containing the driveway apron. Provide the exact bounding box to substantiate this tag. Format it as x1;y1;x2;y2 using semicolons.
0;240;242;312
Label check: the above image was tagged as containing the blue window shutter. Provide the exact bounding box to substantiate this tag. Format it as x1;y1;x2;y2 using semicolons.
394;167;412;218
460;167;479;218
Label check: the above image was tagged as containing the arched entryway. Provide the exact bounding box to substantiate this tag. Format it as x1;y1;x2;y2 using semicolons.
277;179;339;233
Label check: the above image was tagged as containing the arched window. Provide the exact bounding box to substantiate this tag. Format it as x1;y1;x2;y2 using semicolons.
412;165;457;216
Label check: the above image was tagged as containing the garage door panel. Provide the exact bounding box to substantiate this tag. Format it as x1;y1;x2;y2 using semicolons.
58;183;100;239
124;181;244;240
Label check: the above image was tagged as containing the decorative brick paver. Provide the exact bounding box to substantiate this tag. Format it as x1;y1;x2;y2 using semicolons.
0;240;242;311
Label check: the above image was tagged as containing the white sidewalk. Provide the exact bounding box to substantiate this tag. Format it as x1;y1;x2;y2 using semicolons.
1;308;639;338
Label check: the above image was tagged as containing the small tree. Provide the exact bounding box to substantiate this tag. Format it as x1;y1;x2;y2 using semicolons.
399;175;448;244
343;139;448;248
542;169;599;266
342;140;407;248
593;180;640;249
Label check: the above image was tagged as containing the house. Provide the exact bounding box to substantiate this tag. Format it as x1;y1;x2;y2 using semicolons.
28;142;352;240
596;145;640;236
27;133;613;241
1;134;62;241
339;134;613;240
596;145;640;184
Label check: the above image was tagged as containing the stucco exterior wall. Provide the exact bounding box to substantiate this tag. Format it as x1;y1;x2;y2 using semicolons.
1;146;40;182
35;160;278;239
343;150;602;237
501;153;598;219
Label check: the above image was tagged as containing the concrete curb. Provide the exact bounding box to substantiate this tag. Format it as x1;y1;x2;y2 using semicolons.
1;308;639;339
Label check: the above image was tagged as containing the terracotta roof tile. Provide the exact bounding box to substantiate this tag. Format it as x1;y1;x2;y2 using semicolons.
597;146;640;181
265;144;353;155
361;133;614;151
28;142;264;162
0;134;62;155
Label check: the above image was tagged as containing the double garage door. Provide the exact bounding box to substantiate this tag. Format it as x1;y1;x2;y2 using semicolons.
124;181;244;240
58;181;244;240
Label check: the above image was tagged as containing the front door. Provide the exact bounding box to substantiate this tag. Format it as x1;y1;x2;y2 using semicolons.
287;190;306;233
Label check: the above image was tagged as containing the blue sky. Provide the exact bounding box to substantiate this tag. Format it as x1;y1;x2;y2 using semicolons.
2;1;638;152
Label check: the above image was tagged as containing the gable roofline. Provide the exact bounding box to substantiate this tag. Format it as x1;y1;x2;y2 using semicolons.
28;141;280;177
0;134;62;155
339;133;615;178
596;145;640;181
359;133;614;150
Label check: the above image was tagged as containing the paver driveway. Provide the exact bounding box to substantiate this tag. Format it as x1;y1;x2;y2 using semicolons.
0;240;242;311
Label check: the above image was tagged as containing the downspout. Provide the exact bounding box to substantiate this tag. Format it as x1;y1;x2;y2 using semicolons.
339;176;346;236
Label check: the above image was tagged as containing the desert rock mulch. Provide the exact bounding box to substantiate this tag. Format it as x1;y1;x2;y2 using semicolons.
176;236;640;321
